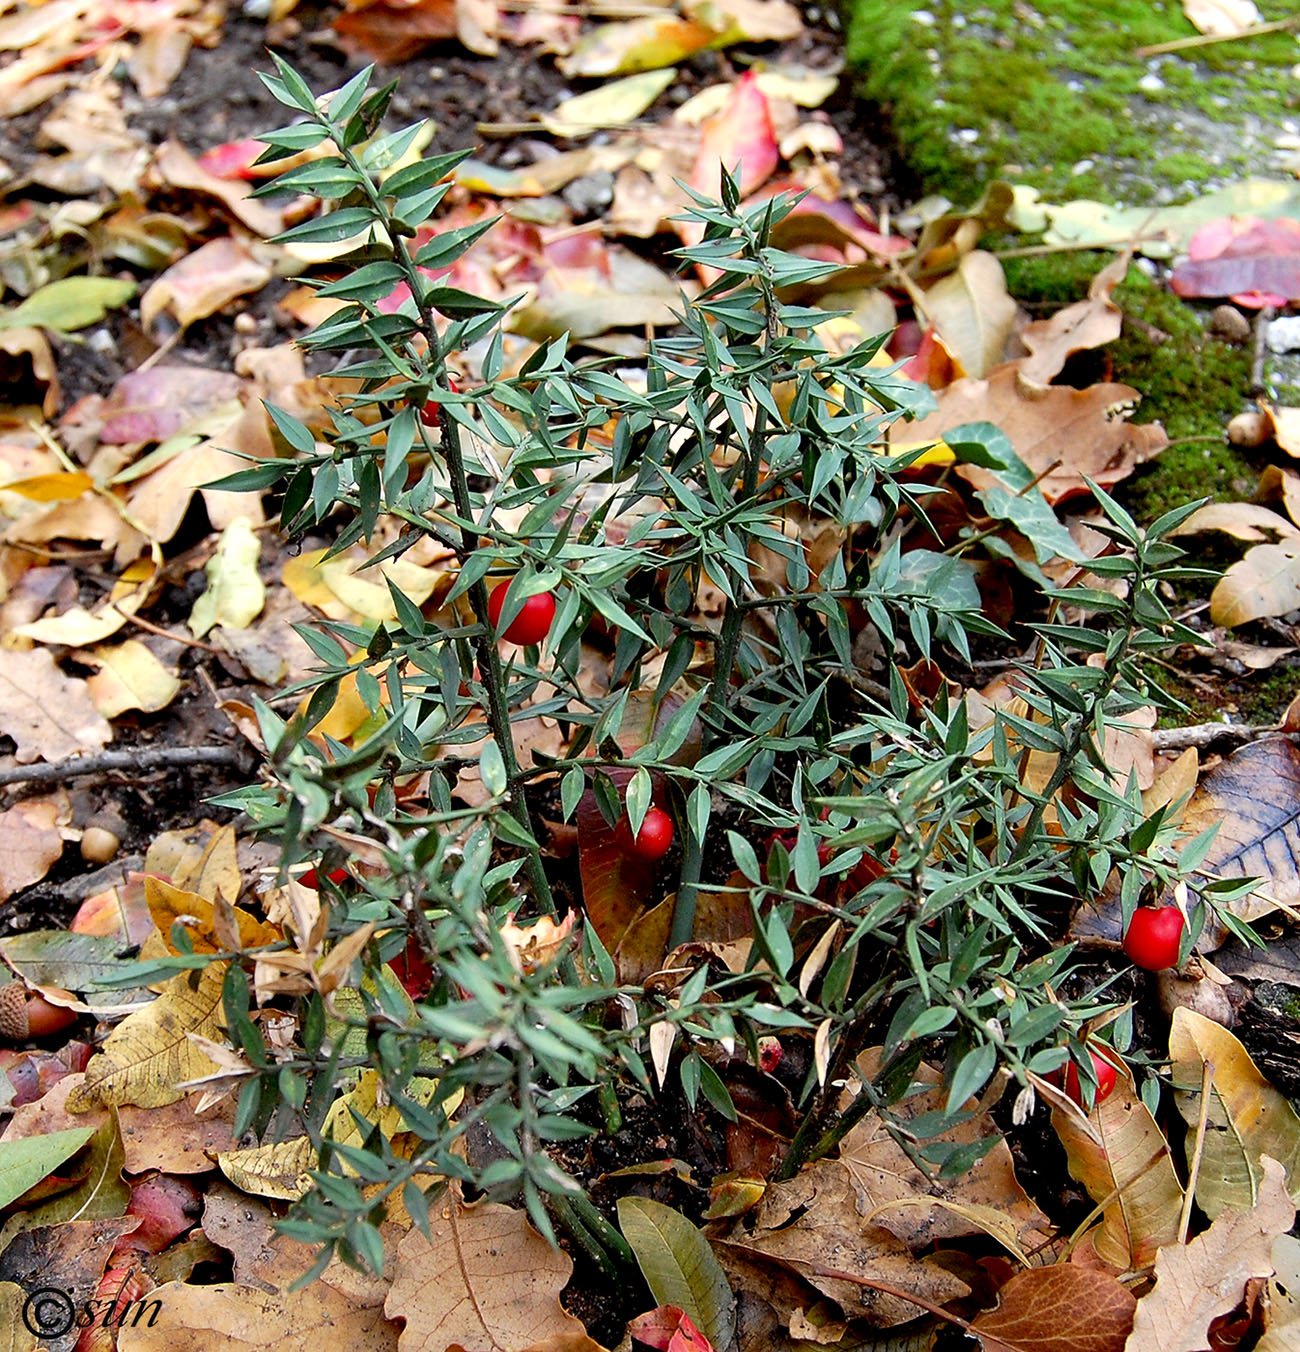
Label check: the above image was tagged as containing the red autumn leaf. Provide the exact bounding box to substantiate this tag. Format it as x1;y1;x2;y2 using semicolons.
628;1305;715;1352
195;139;265;181
1170;215;1300;307
969;1265;1136;1352
334;0;459;63
689;71;778;203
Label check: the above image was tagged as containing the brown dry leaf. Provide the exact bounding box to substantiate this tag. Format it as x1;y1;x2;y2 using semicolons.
713;1160;969;1328
1257;463;1300;525
1211;538;1300;626
1142;747;1199;823
1168;1009;1300;1218
1018;252;1127;387
118;1093;239;1174
1171;501;1299;542
0;326;58;415
385;1196;589;1351
1124;1155;1292;1352
67;962;227;1111
1176;737;1300;931
1050;1065;1183;1271
839;1051;1049;1255
920;250;1017;379
0;1281;38;1352
115;1280;399;1352
0;647;111;763
82;639;180;717
335;0;458;64
0;797;63;900
127;436;259;546
14;556;156;644
141;235;274;331
904;365;1167;506
151;139;284;237
971;1265;1136;1352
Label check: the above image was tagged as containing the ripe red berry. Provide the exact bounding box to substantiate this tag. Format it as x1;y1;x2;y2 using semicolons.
1064;1047;1119;1107
299;865;349;891
487;582;556;645
1123;905;1185;971
419;377;458;427
620;806;674;861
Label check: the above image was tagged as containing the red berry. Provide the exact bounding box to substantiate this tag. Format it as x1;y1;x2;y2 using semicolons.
620;806;674;862
299;865;349;891
419;377;457;427
1123;905;1185;971
1064;1048;1119;1107
487;582;556;645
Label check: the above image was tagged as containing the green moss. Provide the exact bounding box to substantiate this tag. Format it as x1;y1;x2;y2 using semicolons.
845;0;1300;202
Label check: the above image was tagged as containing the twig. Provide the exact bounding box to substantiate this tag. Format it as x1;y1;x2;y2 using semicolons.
1179;1059;1215;1245
0;744;246;789
124;610;225;655
1250;305;1275;398
1136;15;1300;57
1151;721;1290;751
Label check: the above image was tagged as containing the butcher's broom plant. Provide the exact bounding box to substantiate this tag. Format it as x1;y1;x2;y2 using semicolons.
132;60;1257;1277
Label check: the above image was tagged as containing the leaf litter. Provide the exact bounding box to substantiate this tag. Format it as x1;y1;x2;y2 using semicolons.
1;2;1300;1350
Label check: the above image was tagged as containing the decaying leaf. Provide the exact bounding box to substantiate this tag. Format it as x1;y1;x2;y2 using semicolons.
1212;537;1300;626
920;250;1016;379
141;235;273;331
1182;0;1262;35
385;1197;589;1350
1176;737;1300;930
904;366;1167;506
0;798;64;901
1125;1156;1293;1352
0;647;111;763
1017;252;1126;387
189;518;265;638
1168;1009;1300;1218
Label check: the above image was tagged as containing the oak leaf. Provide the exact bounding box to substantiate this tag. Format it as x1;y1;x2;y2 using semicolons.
0;648;111;763
971;1265;1136;1352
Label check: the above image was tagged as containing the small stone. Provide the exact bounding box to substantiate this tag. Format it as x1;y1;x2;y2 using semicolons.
1268;315;1300;353
1209;304;1251;342
1228;409;1271;447
1138;72;1165;93
233;312;258;335
561;171;614;219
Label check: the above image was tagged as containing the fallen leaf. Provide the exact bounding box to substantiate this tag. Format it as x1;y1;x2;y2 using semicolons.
1177;737;1300;930
1125;1156;1293;1352
688;71;779;205
0;276;135;334
920;250;1016;379
67;963;227;1111
541;69;676;137
189;518;265;638
99;364;243;445
1051;1064;1184;1270
116;1280;399;1352
627;1306;714;1352
618;1198;735;1351
216;1136;314;1202
151;139;283;238
971;1265;1136;1352
714;1161;969;1328
1171;216;1300;308
385;1197;589;1351
0;1126;94;1210
558;13;719;77
904;366;1167;506
83;639;180;717
1018;253;1126;387
1169;1009;1300;1218
1170;501;1299;542
0;798;63;901
140;235;273;331
1182;0;1262;37
334;0;458;63
0;647;112;763
840;1051;1049;1256
1211;538;1300;626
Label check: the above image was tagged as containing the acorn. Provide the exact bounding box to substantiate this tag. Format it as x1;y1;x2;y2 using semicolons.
80;825;121;865
0;980;77;1040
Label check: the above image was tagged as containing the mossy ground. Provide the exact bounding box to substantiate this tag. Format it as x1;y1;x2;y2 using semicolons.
846;0;1300;202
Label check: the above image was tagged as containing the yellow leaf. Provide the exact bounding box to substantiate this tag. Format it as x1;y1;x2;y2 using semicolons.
145;876;279;955
83;639;181;717
0;471;92;501
15;558;155;646
217;1136;315;1201
67;963;227;1111
1169;1008;1300;1218
189;517;265;637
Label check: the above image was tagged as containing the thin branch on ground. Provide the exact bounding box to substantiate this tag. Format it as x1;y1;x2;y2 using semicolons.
0;744;247;789
1151;721;1295;751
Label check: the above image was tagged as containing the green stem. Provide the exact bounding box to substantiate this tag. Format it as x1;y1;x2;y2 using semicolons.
341;138;556;915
